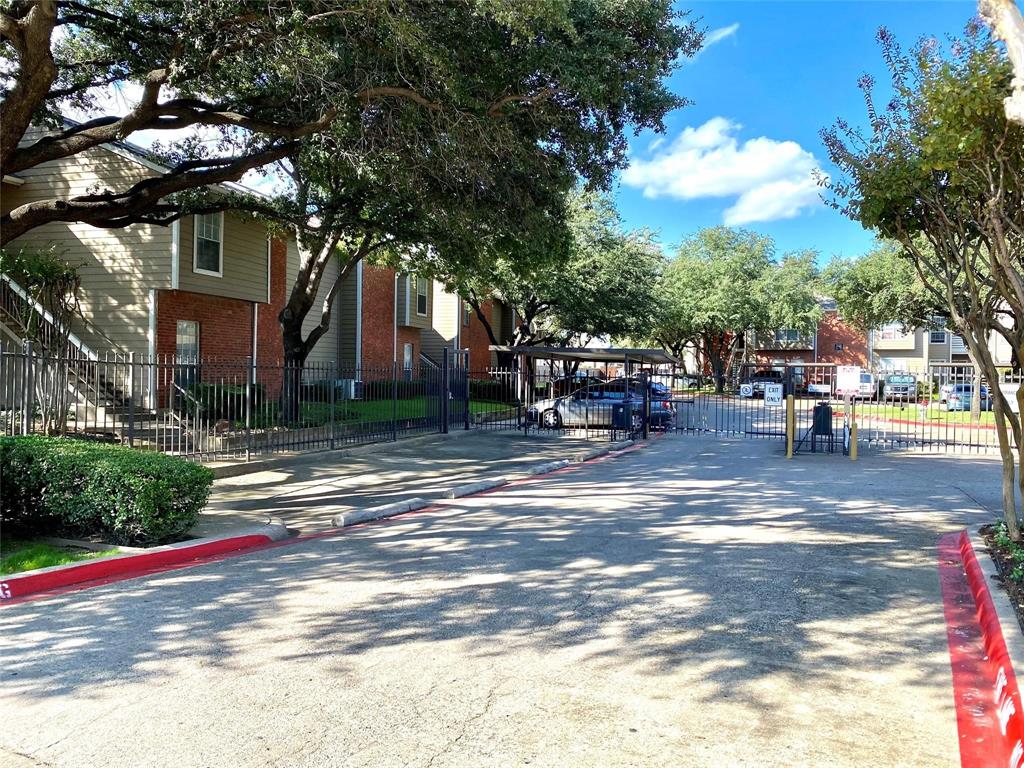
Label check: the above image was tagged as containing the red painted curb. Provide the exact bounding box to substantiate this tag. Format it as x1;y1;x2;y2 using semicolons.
938;530;1024;767
0;533;274;605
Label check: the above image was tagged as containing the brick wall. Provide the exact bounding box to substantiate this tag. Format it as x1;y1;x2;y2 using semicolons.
463;299;495;372
360;264;397;373
816;311;867;365
155;236;287;400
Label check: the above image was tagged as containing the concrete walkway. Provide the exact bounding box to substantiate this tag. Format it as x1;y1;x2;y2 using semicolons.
193;430;625;537
0;434;1000;767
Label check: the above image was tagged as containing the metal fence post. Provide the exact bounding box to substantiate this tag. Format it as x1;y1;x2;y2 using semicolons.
22;340;34;435
245;355;254;462
641;370;650;440
391;361;398;442
329;362;337;450
463;351;470;431
127;351;135;448
441;347;450;434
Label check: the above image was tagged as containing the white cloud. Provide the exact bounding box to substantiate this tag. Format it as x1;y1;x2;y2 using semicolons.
703;23;739;50
621;117;824;225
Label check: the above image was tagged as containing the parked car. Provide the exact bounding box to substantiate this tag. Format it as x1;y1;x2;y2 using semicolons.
741;369;789;398
938;381;989;403
527;379;675;429
837;372;878;399
672;373;700;389
943;383;993;411
881;373;918;401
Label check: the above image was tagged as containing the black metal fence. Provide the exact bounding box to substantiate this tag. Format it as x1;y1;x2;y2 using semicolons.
0;341;473;461
649;361;1017;454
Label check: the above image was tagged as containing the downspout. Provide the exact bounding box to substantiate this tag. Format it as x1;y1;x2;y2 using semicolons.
355;260;363;375
393;271;399;365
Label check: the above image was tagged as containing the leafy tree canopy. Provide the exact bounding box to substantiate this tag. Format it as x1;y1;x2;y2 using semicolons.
1;0;701;244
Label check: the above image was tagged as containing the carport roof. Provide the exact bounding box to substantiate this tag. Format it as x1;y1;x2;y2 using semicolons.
489;345;679;365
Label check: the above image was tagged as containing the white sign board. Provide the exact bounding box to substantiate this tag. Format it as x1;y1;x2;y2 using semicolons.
764;383;784;407
1000;382;1022;414
808;383;832;396
836;365;862;396
740;383;753;398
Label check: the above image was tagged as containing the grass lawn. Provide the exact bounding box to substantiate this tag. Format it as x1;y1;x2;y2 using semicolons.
303;397;512;425
852;402;996;425
0;539;120;576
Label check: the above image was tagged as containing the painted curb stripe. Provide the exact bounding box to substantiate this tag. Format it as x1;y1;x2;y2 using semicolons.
0;437;654;606
939;530;1024;767
0;534;273;605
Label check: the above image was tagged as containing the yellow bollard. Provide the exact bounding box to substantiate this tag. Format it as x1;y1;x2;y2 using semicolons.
850;421;858;461
786;394;795;458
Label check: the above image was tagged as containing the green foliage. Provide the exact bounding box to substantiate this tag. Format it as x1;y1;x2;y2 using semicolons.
0;436;213;546
441;190;664;347
652;227;821;379
187;383;265;422
823;243;939;331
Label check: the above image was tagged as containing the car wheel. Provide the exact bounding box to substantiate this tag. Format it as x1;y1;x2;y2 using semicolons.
540;409;562;429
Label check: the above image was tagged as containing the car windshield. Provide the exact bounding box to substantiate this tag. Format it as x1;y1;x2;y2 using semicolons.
860;374;872;384
887;375;915;384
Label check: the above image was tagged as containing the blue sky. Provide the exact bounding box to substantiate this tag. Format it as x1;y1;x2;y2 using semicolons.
616;0;981;262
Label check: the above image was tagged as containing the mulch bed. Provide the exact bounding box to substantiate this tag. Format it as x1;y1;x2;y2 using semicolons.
980;523;1024;635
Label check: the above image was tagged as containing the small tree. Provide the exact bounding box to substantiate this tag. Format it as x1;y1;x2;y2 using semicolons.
822;22;1024;538
0;246;81;435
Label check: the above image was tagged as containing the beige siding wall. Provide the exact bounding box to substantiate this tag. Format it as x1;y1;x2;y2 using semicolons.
337;265;359;371
284;238;343;368
397;274;432;329
2;142;172;356
421;285;459;363
177;213;269;304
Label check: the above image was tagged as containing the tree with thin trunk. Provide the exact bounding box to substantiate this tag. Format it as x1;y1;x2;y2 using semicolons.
822;22;1024;539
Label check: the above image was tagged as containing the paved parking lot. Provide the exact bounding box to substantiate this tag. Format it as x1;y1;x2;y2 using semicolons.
0;435;998;767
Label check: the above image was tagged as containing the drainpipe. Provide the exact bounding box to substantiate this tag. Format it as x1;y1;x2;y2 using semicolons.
393;271;399;365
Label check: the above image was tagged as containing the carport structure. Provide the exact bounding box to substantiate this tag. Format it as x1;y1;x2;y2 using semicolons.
487;346;681;439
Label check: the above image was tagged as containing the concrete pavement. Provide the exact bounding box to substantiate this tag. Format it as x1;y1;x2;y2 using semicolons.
194;430;625;537
0;434;1001;767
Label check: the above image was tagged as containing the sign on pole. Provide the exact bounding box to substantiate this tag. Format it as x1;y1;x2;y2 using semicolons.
740;383;754;398
765;383;783;407
836;365;862;397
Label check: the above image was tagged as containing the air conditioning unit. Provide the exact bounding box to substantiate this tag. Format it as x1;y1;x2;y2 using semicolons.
336;379;364;400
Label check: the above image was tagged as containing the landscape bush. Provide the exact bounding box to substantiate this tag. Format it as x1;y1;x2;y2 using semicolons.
0;436;213;546
187;382;265;422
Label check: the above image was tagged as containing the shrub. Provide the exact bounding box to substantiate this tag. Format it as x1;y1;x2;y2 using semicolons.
469;378;515;403
186;383;265;422
0;436;213;545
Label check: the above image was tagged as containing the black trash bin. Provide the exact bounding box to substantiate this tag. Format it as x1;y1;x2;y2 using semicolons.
812;402;833;436
612;400;641;430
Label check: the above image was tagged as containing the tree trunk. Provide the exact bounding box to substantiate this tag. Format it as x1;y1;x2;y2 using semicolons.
970;361;982;424
280;323;308;424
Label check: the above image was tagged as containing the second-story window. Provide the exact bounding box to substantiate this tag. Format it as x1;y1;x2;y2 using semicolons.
194;213;223;276
929;317;947;344
878;322;909;341
774;329;801;343
416;276;428;315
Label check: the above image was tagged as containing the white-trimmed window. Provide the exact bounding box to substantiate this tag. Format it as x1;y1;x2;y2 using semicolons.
929;317;947;344
774;329;801;343
194;212;224;276
877;322;910;341
462;301;472;327
416;276;429;315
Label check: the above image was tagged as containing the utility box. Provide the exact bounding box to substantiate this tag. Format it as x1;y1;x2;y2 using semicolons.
813;402;833;436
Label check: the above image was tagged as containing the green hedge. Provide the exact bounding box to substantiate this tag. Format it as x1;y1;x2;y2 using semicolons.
187;383;265;421
0;436;213;546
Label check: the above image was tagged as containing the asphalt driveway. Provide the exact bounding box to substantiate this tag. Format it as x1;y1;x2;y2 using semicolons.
0;435;997;767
